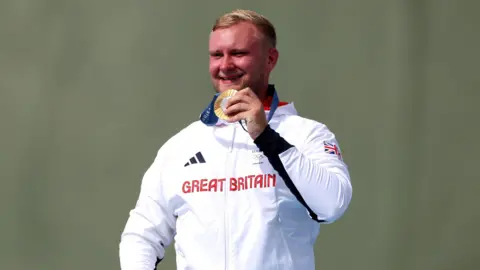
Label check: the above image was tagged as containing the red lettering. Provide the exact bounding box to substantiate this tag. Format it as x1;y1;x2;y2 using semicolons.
217;178;225;192
238;177;245;190
230;177;237;191
208;179;217;192
269;174;276;187
200;179;208;192
192;180;200;192
248;175;254;189
183;174;276;193
254;175;263;188
182;181;191;193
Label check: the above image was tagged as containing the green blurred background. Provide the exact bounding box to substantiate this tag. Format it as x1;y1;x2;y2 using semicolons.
1;0;479;269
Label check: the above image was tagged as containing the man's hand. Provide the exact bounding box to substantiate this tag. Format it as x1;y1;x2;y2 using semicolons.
224;87;267;140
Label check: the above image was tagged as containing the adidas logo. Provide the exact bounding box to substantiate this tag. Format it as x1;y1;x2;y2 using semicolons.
184;152;206;167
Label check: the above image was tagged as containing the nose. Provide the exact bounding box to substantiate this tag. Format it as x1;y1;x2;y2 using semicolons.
220;55;235;71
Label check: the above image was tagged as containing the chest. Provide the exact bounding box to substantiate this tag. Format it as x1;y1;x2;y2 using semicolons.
164;126;296;222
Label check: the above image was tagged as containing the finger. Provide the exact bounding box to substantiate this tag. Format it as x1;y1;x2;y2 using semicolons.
238;87;262;103
224;102;250;116
226;92;253;107
227;111;249;123
238;87;255;97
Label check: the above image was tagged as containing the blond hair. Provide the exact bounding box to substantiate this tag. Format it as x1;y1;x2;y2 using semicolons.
212;9;277;48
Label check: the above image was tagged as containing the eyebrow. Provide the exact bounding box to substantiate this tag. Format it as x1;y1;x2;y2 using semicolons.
209;48;249;54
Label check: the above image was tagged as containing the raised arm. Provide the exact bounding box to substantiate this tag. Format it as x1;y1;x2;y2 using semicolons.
254;124;353;223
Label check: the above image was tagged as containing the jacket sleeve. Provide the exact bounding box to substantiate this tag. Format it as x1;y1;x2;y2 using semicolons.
119;147;176;270
254;124;352;224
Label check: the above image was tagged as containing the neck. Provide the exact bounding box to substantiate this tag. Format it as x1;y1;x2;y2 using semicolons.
255;83;271;103
260;84;281;110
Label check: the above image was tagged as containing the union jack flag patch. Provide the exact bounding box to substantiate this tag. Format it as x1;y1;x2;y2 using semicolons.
324;141;342;160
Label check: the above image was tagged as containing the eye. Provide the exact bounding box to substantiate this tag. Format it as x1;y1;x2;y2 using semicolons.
210;52;223;58
232;51;248;56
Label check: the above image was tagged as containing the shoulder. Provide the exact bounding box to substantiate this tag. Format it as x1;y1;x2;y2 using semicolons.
278;115;345;161
276;114;345;158
278;114;337;142
154;120;206;160
165;121;205;144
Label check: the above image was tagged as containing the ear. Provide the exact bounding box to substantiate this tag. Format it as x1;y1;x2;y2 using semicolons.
267;47;279;70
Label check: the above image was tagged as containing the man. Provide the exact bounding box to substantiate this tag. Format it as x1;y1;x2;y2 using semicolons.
119;9;352;270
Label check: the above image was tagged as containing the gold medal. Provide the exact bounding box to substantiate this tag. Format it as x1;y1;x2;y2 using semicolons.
214;89;237;120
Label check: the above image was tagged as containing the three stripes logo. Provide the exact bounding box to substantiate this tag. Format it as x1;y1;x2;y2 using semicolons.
184;152;206;167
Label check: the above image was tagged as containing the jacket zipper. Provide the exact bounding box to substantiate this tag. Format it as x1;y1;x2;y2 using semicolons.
224;124;237;270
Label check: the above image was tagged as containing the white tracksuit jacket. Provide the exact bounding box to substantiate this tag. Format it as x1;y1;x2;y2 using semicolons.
119;96;353;270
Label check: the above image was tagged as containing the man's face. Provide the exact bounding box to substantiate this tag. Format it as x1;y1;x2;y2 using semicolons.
209;22;278;95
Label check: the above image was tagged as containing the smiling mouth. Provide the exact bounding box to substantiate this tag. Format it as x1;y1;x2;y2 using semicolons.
219;74;244;82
